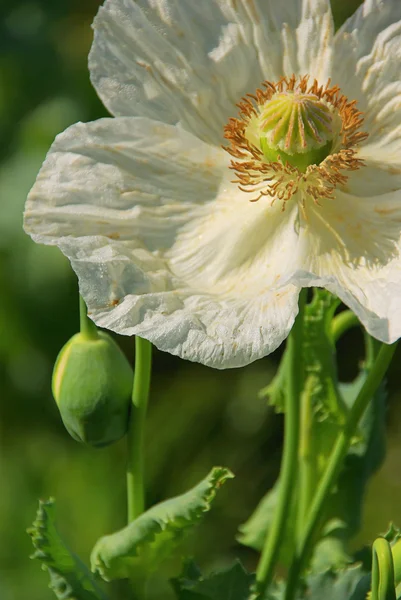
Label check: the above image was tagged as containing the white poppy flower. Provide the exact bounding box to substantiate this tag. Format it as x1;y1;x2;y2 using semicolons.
24;0;401;368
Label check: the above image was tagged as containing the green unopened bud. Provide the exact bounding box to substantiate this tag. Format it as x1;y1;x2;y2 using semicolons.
52;331;133;447
256;91;340;172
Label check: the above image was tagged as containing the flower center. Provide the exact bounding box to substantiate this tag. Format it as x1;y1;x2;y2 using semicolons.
257;91;338;171
224;75;368;208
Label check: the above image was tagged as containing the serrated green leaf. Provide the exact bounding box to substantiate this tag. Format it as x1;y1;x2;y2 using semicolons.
91;467;233;582
302;290;344;422
173;561;254;600
243;292;388;571
261;289;343;421
27;498;108;600
259;292;348;505
241;291;344;562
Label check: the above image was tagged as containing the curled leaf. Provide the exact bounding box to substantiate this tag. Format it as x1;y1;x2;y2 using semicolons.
91;467;234;582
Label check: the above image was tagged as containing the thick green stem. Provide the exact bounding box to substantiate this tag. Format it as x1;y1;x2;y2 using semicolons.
79;295;98;340
126;336;152;523
255;289;307;597
331;310;359;343
297;377;316;542
284;341;398;600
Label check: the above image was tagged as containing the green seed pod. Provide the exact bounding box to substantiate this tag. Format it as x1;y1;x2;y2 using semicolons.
52;331;133;447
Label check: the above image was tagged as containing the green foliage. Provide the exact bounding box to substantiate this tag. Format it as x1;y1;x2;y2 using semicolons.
240;290;387;572
28;498;108;600
260;564;370;600
52;331;133;447
1;2;394;600
301;290;345;422
370;538;396;600
305;565;370;600
382;524;401;591
261;289;343;420
237;477;296;563
383;524;401;546
91;468;234;583
320;372;387;552
172;563;370;600
172;560;254;600
240;291;344;561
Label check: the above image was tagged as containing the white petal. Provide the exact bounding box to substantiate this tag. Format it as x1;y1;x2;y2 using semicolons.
25;117;300;368
296;190;401;343
89;0;334;145
218;0;334;82
345;156;401;197
333;1;401;155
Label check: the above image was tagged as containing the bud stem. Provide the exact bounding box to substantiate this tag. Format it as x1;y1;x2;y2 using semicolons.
126;336;152;522
79;295;98;340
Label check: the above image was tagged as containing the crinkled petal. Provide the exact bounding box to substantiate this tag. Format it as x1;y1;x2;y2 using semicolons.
333;1;401;164
24;117;300;368
89;0;334;145
295;190;401;343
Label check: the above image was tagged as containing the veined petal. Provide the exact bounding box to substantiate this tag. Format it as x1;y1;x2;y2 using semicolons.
218;0;333;84
343;155;401;197
296;190;401;343
333;1;401;163
89;0;334;145
24;117;300;368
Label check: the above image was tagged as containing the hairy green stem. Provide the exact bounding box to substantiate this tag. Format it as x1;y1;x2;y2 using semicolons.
79;295;98;340
331;310;359;343
284;341;398;600
126;336;152;523
255;289;307;597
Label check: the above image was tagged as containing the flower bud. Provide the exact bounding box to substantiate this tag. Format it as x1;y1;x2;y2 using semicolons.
52;331;133;447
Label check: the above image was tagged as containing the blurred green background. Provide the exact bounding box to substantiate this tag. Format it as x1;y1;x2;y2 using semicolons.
2;1;401;599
